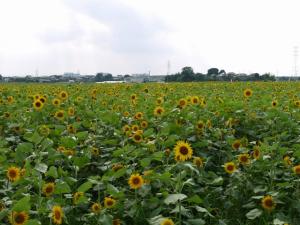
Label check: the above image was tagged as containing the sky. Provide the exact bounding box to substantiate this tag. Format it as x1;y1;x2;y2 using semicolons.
0;0;299;76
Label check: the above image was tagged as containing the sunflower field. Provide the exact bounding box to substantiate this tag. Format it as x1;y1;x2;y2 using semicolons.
1;82;300;225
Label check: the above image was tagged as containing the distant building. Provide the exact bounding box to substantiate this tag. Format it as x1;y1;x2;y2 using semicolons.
63;72;80;78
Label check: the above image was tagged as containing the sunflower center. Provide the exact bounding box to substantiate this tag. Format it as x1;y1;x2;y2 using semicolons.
15;214;25;223
55;210;61;220
241;156;248;162
134;135;141;141
227;165;234;171
36;102;41;107
132;177;140;185
107;200;113;206
264;199;273;207
9;170;17;178
46;186;53;193
179;146;189;155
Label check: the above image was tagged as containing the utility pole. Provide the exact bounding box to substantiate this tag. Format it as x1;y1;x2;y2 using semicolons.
167;60;170;75
293;46;298;80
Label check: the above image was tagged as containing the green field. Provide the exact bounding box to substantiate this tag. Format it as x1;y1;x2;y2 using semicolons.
0;82;300;225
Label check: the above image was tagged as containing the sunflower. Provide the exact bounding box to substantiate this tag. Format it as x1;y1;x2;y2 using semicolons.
131;94;137;101
191;96;199;104
134;112;143;120
68;107;75;116
57;146;66;152
174;141;193;161
52;98;61;107
54;110;65;120
193;157;204;168
271;100;278;107
140;120;148;129
283;155;292;166
123;111;130;117
252;147;261;160
113;219;121;225
52;205;63;225
232;140;241;150
7;167;21;182
91;147;100;156
261;195;276;211
7;96;14;104
196;120;205;130
161;218;175;225
73;192;84;204
154;106;165;116
178;98;187;108
0;201;5;212
294;100;300;107
9;211;29;225
91;202;101;214
224;162;236;174
206;120;212;128
39;96;46;103
132;133;143;143
131;125;139;132
112;163;124;172
42;182;55;197
59;91;68;100
293;165;300;174
156;97;163;105
67;124;76;134
243;88;253;97
33;100;44;110
128;173;144;189
104;197;116;208
238;153;250;165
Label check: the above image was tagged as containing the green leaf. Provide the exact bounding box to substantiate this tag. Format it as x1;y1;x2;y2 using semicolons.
187;195;203;204
113;168;127;179
46;166;58;178
25;219;41;225
60;137;77;148
141;158;151;167
24;132;43;144
77;181;92;192
187;219;206;225
73;156;89;168
164;194;187;205
246;208;262;220
35;163;48;173
76;131;89;141
0;209;9;220
54;182;71;194
13;196;30;211
16;143;33;153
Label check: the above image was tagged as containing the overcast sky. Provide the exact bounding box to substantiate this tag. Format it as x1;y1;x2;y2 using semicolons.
0;0;299;76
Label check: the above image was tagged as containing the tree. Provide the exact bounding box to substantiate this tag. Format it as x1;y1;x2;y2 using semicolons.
95;73;104;82
207;68;219;76
181;66;194;82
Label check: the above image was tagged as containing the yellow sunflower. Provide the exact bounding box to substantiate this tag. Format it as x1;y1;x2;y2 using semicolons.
9;211;29;225
33;100;44;110
52;98;61;107
261;195;276;211
52;205;63;225
232;140;241;150
68;107;75;116
238;153;250;165
224;162;236;174
161;218;175;225
73;192;84;204
132;133;143;143
59;91;68;100
91;147;100;156
43;182;55;197
271;100;278;107
283;155;292;166
252;146;261;159
196;120;205;130
293;165;300;174
243;88;253;97
91;202;101;214
128;173;144;189
174;141;193;161
193;157;204;168
134;112;143;120
113;219;121;225
178;98;187;108
7;166;21;182
54;110;65;120
104;197;116;208
67;124;76;134
131;125;139;132
140;120;148;129
154;106;165;116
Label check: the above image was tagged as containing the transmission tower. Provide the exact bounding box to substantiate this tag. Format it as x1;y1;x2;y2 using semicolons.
167;60;171;75
294;46;298;79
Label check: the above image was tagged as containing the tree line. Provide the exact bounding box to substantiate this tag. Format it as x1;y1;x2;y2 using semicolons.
165;67;276;82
